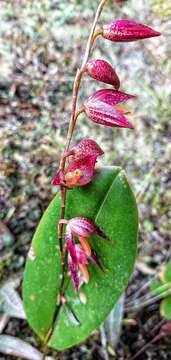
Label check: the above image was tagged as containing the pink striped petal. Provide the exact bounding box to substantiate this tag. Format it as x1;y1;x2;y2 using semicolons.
85;100;133;129
84;59;120;89
75;244;89;265
68;217;108;239
68;254;80;290
51;169;64;186
87;89;136;106
102;19;160;42
66;224;77;263
64;139;104;160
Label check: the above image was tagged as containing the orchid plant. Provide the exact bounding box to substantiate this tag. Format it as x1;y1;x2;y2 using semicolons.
23;0;160;352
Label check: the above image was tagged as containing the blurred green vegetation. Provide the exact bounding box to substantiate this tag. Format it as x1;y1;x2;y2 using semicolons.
0;0;170;358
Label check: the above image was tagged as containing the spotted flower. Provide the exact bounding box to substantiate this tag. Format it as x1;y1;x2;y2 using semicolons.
52;155;98;188
84;89;136;128
63;138;104;160
52;139;103;189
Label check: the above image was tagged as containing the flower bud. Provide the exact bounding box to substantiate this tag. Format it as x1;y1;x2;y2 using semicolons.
84;59;120;89
102;19;160;42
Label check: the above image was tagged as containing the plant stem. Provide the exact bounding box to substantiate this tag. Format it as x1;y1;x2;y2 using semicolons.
58;0;107;294
81;0;107;70
41;2;108;356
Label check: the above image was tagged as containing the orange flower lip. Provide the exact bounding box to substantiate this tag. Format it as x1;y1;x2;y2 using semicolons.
78;237;92;257
64;169;83;187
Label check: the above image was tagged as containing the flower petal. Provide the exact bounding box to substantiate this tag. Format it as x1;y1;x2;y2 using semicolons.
68;217;108;240
65;155;97;187
75;244;89;264
86;89;136;106
85;100;133;129
66;224;77;263
78;237;92;257
84;59;120;89
90;249;104;272
51;169;64;186
102;19;160;42
68;254;80;290
79;264;89;284
64;139;104;160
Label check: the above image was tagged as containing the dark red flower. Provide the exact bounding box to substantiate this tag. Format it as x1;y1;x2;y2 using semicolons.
102;19;160;42
65;155;97;186
84;89;136;129
87;89;136;106
52;155;97;188
84;59;120;89
51;169;66;187
63;138;104;160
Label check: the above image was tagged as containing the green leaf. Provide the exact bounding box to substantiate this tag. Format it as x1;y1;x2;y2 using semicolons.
162;260;171;283
150;281;171;298
161;297;171;320
23;166;138;350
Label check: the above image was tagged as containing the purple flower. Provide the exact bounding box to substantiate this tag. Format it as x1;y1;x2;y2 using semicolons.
52;139;104;189
102;19;160;42
52;155;97;188
84;89;136;129
63;138;104;160
86;89;136;106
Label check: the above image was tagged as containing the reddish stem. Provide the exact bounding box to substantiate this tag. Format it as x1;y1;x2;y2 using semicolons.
58;0;108;295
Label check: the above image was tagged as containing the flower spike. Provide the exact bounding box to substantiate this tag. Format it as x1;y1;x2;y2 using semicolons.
84;59;120;89
102;19;160;42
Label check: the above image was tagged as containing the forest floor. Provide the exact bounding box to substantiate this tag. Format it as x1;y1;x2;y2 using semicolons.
0;0;171;359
